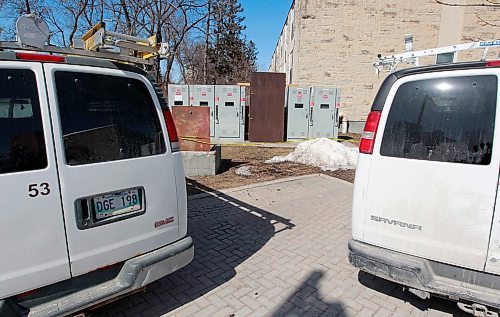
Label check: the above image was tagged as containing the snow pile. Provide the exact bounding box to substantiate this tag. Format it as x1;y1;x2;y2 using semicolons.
266;138;358;171
235;165;252;176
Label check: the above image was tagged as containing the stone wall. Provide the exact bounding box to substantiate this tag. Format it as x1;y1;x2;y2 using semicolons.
270;0;500;124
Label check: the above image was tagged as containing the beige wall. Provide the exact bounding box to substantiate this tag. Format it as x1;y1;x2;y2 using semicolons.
270;0;500;123
437;0;466;46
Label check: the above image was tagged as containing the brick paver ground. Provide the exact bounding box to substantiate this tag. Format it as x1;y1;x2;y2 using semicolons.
93;175;467;317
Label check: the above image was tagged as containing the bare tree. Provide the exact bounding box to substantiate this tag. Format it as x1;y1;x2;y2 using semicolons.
1;0;259;86
203;0;211;83
105;0;208;82
177;39;203;83
161;1;208;83
67;0;90;45
82;0;104;29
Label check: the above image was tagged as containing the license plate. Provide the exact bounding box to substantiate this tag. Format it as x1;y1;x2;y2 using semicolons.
93;188;142;220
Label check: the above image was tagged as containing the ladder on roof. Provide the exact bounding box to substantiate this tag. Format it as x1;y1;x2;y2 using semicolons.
0;14;170;67
374;37;500;74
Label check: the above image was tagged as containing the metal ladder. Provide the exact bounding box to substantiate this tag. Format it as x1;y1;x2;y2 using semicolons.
373;38;500;74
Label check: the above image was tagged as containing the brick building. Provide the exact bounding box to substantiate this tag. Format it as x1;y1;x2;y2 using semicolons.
269;0;500;132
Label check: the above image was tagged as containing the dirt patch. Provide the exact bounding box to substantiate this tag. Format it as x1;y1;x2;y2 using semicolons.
187;144;356;196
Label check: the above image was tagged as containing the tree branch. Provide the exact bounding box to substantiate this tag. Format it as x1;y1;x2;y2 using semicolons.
435;0;500;7
476;13;500;26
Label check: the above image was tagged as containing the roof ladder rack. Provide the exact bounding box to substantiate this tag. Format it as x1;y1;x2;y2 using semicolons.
0;14;170;67
374;36;500;74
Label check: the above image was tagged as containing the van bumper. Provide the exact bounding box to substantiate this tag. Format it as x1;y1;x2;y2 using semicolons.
348;239;500;310
28;236;194;317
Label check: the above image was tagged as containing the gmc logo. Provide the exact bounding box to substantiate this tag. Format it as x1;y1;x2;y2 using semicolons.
155;216;175;229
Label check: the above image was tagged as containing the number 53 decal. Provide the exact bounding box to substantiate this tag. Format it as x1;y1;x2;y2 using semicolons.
28;183;51;197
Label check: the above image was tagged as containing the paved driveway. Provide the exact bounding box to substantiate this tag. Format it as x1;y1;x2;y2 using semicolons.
94;175;465;316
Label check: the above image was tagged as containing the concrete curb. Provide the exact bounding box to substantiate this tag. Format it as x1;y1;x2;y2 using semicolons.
187;173;355;201
187;174;323;201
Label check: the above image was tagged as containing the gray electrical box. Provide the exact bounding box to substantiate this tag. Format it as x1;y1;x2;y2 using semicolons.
166;84;246;143
214;85;244;141
168;84;189;107
190;85;216;137
310;87;337;139
286;86;311;140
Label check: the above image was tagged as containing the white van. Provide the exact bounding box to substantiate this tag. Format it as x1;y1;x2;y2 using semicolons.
349;60;500;315
0;51;193;316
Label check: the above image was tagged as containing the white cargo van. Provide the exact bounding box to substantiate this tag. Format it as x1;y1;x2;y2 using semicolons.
349;60;500;315
0;24;194;316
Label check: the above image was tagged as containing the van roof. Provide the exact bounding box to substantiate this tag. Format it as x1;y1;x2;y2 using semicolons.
0;51;148;77
371;61;492;111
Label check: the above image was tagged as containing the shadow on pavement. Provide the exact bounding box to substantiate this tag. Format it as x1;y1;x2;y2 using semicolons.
90;179;295;316
270;271;345;316
358;271;468;316
218;158;246;173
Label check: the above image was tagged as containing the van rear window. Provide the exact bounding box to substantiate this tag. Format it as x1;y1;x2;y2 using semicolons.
0;69;47;174
380;75;497;165
55;72;166;166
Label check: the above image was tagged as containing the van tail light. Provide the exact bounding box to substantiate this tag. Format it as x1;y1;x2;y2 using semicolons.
486;60;500;67
16;52;66;63
359;110;382;154
162;108;180;152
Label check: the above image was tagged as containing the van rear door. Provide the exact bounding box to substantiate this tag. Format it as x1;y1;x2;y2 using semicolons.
362;70;499;271
43;64;181;276
0;62;70;297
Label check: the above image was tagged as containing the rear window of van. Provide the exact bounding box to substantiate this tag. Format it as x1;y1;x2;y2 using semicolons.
380;75;497;165
54;72;166;166
0;69;47;174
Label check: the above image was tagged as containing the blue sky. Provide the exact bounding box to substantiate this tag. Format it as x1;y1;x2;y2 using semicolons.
239;0;293;71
